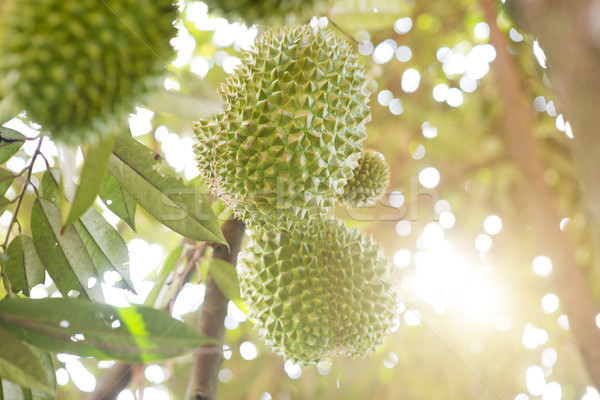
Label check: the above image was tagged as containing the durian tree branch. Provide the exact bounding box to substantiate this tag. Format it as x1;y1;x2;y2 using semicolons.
0;136;44;295
186;218;245;400
484;1;600;388
86;363;136;400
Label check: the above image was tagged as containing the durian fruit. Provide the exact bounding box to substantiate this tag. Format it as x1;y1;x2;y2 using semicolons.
203;0;331;26
238;217;398;366
340;149;390;207
0;0;177;144
195;25;371;230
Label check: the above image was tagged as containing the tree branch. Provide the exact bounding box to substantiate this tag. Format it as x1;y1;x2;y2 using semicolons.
484;0;600;387
86;363;136;400
185;218;245;400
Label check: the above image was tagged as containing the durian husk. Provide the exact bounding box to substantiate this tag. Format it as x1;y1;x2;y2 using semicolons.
238;217;398;366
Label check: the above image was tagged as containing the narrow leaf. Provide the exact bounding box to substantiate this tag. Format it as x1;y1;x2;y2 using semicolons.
74;208;135;293
0;169;14;195
0;344;56;400
40;170;61;207
206;258;241;302
99;173;137;231
4;236;44;296
63;136;115;229
0;298;217;362
31;198;103;302
144;245;184;308
109;137;225;243
0;127;25;165
0;325;53;393
0;196;9;216
41;170;133;292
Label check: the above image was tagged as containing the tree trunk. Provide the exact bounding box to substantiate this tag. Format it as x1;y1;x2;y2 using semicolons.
485;0;600;387
185;218;245;400
507;0;600;280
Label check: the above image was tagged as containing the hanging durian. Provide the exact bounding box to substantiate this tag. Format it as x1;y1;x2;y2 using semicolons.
340;149;390;207
195;25;371;230
238;217;398;366
0;0;177;144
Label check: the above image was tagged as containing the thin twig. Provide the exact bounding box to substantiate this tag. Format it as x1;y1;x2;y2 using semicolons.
0;137;43;251
327;18;359;44
0;136;44;295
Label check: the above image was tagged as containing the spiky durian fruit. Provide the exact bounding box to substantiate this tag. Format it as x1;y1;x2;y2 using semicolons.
0;0;176;144
195;25;370;229
203;0;331;26
238;217;398;366
340;149;390;207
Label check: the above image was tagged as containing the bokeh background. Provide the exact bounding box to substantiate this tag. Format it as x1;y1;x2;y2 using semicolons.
4;0;594;398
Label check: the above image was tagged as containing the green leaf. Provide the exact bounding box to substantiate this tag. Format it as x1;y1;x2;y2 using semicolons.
205;258;241;303
99;173;137;232
40;170;61;207
74;208;135;293
109;137;225;243
0;168;14;195
0;127;25;165
0;196;10;216
40;169;133;292
144;245;184;308
0;325;53;393
0;344;56;400
31;198;103;302
63;136;115;229
4;236;45;296
0;297;217;362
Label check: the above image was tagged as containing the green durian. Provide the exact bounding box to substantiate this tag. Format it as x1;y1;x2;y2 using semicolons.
0;0;177;144
203;0;331;26
340;149;390;207
195;25;371;230
238;217;398;366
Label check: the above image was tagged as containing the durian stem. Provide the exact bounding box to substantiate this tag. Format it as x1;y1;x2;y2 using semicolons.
185;218;245;400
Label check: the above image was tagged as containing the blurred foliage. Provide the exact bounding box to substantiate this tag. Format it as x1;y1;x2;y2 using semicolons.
1;0;596;398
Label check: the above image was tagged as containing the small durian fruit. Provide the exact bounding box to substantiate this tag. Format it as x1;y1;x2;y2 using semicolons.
195;25;370;230
340;149;390;207
0;0;177;144
238;217;398;366
203;0;331;26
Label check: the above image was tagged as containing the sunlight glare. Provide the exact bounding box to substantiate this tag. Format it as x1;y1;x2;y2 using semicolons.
541;348;557;367
542;382;562;400
396;220;412;236
522;324;549;349
439;211;456;229
65;359;96;393
284;361;302;379
541;293;559;313
240;341;258;360
526;365;546;396
419;167;440;188
532;256;552;276
483;215;502;235
582;386;600;400
495;315;511;332
393;249;412;268
475;234;492;252
401;69;421;93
